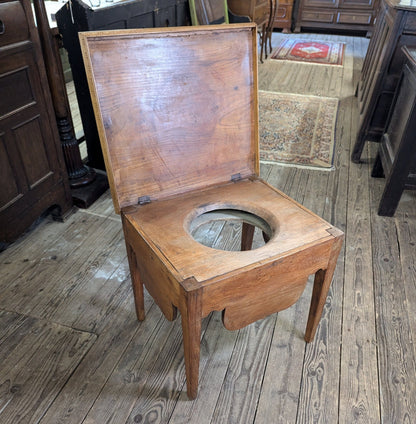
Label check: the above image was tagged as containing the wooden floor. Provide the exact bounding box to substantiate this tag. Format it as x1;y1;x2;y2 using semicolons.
1;31;416;423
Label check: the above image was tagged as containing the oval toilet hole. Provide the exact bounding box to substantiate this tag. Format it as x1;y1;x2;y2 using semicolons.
189;208;274;252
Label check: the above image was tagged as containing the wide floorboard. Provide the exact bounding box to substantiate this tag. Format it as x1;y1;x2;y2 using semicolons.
1;31;416;423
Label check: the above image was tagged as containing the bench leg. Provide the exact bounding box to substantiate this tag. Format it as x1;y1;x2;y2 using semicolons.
305;231;343;342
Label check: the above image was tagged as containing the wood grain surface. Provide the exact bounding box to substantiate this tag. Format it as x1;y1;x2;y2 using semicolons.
2;31;415;423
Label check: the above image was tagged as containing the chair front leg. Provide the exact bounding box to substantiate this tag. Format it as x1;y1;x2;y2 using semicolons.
179;284;203;399
305;230;343;342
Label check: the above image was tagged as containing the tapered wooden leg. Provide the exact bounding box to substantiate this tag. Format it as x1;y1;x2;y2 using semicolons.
371;152;385;178
351;133;366;163
125;243;145;321
241;222;255;251
180;287;202;399
305;230;343;342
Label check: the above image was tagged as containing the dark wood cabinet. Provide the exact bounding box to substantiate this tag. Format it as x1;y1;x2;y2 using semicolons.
294;0;378;33
352;0;416;162
0;0;72;247
56;0;191;170
372;46;416;215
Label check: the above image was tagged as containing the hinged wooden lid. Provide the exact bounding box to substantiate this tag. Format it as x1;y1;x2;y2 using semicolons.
80;24;259;213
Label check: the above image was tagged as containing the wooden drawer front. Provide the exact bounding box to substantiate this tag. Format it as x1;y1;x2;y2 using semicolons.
276;5;291;19
227;0;251;19
303;0;337;7
277;0;293;6
301;10;335;23
0;1;29;47
404;13;416;35
336;11;373;25
339;0;375;9
254;3;270;25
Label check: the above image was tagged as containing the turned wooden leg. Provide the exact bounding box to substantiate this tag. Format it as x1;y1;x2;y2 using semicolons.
180;287;202;399
241;222;255;251
305;230;343;342
266;0;278;56
259;23;266;63
125;243;145;321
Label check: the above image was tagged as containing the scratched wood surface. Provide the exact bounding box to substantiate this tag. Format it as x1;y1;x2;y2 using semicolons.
1;31;415;423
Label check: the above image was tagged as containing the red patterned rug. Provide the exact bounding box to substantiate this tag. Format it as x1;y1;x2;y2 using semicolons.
259;91;338;169
271;39;345;66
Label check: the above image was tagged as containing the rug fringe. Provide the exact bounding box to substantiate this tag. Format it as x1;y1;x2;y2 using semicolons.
260;160;335;171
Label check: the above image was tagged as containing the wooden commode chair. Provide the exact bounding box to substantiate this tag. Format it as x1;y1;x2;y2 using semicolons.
80;24;343;399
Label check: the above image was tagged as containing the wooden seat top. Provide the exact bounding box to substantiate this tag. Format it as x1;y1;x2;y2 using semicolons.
124;178;333;284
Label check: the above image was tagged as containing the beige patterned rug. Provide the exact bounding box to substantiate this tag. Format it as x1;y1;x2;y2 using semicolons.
259;90;338;169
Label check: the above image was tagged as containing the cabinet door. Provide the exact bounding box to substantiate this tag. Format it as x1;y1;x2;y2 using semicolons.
0;51;63;209
0;0;71;244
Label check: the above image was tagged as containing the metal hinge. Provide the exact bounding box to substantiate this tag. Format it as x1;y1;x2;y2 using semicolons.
231;173;242;182
138;195;151;205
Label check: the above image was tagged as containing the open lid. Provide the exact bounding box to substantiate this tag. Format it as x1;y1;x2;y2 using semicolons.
80;24;259;213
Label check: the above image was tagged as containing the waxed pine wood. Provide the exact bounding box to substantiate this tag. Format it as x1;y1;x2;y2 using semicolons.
0;311;96;423
368;141;416;423
2;31;416;424
80;25;343;399
80;25;259;213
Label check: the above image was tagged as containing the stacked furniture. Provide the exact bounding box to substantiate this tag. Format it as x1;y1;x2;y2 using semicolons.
273;0;294;32
352;0;416;162
294;0;379;35
372;46;416;216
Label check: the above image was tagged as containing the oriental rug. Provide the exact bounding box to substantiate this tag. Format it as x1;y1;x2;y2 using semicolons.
259;90;338;169
271;39;345;66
